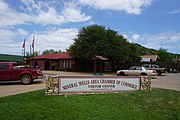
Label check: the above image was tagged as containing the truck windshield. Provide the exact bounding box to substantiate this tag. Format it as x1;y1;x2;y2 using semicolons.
152;65;159;68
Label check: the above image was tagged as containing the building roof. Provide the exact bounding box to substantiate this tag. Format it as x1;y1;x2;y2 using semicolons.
28;52;71;60
141;54;159;62
93;55;108;61
0;54;23;62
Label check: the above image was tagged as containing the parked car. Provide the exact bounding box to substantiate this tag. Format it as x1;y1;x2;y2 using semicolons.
142;64;166;76
116;66;157;76
0;62;43;85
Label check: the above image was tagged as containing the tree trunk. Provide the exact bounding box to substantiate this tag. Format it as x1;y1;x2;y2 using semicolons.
109;60;118;72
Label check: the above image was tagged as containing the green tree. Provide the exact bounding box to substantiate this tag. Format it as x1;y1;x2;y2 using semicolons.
68;25;140;71
105;30;131;70
69;25;107;60
157;48;170;61
134;43;157;55
33;51;39;56
42;49;61;55
128;43;141;62
26;51;38;58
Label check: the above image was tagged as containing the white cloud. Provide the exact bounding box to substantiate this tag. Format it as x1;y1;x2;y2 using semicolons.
122;34;128;39
0;29;24;55
79;0;152;14
130;32;180;53
0;1;30;27
144;32;180;43
0;0;8;11
0;29;17;40
0;28;78;55
62;5;91;22
132;34;140;41
0;0;91;27
29;1;91;25
20;0;42;11
169;8;180;14
20;0;67;25
34;7;65;25
17;29;29;36
28;28;79;53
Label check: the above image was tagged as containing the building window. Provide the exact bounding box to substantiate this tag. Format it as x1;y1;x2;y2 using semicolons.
63;60;66;68
69;60;72;69
66;60;69;68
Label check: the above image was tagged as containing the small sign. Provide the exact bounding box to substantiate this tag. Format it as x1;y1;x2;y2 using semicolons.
59;76;140;95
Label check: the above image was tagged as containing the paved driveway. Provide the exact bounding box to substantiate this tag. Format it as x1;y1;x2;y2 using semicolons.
0;71;179;97
151;73;180;91
0;80;44;97
0;71;90;97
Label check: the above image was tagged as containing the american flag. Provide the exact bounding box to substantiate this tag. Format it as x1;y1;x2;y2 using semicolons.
22;38;25;48
32;36;35;48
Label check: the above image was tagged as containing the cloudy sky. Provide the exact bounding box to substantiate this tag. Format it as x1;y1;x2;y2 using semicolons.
0;0;180;55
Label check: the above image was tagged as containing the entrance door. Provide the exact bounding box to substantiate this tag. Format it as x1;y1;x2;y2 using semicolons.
45;61;50;70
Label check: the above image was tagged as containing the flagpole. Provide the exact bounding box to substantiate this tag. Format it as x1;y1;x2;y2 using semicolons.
22;38;26;64
24;47;25;57
32;36;35;67
32;36;35;58
30;45;31;56
24;40;25;58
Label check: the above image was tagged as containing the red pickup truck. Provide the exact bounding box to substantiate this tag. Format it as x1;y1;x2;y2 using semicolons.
0;62;42;85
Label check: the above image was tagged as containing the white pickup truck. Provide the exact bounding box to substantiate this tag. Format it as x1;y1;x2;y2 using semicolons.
142;64;166;76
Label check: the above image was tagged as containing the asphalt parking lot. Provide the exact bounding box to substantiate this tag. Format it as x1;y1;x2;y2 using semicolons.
0;71;179;97
151;73;180;91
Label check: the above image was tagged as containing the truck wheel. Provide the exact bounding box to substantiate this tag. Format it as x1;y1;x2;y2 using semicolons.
157;71;161;76
21;75;32;85
140;73;147;76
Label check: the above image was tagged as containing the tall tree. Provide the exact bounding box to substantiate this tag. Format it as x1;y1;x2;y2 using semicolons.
128;43;141;62
68;25;140;71
105;29;130;70
69;25;107;60
157;47;170;61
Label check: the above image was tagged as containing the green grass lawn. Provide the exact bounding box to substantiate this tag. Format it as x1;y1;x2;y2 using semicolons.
0;89;179;120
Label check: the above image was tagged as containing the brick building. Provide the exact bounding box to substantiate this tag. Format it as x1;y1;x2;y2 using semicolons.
27;52;108;72
27;52;74;70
